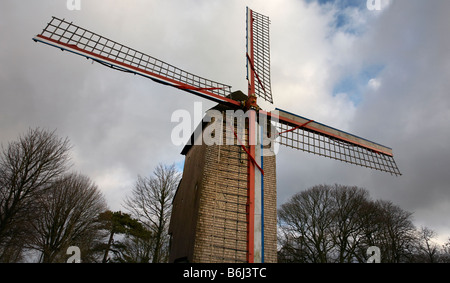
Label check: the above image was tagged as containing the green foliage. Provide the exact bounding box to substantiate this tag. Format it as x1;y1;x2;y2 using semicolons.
97;210;154;263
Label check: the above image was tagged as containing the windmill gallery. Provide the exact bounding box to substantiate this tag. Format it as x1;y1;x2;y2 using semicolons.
33;7;400;263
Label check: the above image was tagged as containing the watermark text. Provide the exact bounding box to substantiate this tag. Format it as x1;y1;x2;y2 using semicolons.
367;0;384;11
171;102;279;156
367;246;381;263
67;246;81;263
67;0;81;11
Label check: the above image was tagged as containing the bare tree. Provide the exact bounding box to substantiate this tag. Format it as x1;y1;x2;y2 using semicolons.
278;184;418;263
414;226;439;263
368;200;417;263
278;185;336;263
441;238;450;263
113;227;154;263
124;163;180;263
29;173;107;263
0;128;71;262
330;185;371;263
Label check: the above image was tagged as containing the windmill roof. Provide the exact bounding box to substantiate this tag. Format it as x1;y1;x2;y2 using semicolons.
180;91;247;155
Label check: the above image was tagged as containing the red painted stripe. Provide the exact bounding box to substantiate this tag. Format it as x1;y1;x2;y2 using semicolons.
248;10;256;99
247;109;256;264
277;119;314;135
246;53;266;94
230;123;264;175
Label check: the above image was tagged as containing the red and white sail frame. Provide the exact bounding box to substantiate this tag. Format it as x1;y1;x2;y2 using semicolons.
32;17;240;108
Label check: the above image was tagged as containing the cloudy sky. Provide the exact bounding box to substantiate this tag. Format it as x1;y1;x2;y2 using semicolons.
1;0;450;243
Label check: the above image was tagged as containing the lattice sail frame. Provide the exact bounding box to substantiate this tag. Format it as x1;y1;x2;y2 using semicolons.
32;15;401;177
247;8;273;104
265;109;401;176
33;17;238;106
32;10;402;265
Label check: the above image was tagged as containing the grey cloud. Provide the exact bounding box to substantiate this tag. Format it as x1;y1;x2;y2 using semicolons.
1;0;449;241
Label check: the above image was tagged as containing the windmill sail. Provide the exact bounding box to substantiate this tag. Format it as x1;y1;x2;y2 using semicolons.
247;8;273;104
265;109;401;176
32;8;401;265
33;17;240;107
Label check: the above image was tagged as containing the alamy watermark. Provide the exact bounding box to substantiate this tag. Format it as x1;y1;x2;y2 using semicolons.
367;0;382;11
66;246;81;263
367;246;381;263
171;102;280;157
67;0;81;11
67;0;383;12
67;0;384;12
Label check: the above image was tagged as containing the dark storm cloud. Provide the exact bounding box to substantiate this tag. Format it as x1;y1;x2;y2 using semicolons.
0;0;246;208
1;0;449;241
349;0;450;237
276;0;450;241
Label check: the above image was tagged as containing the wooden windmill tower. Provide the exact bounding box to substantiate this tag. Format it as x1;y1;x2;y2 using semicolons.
33;7;401;263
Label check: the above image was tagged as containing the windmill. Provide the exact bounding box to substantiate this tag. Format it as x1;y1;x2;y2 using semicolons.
32;7;401;263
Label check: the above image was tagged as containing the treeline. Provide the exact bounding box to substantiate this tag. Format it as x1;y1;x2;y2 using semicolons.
0;128;179;262
278;184;450;263
3;128;449;263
